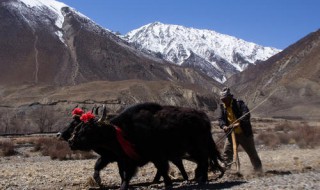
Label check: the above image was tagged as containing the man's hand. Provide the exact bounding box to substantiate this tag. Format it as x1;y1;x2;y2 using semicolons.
233;122;240;128
223;125;230;132
223;123;240;132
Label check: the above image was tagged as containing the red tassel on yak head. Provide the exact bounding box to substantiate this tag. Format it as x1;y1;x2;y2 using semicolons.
72;108;84;117
80;112;96;123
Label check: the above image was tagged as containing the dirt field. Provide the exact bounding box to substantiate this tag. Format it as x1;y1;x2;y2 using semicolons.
1;119;320;189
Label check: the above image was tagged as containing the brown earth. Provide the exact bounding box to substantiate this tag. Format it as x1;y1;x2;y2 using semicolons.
0;119;320;190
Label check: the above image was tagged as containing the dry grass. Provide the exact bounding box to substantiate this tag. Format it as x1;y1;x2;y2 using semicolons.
291;125;320;148
255;122;320;149
33;137;97;160
0;139;17;156
0;136;98;160
1;119;319;160
13;136;39;145
255;132;281;148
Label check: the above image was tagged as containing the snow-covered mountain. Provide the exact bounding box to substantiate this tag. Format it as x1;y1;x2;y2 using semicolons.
2;0;280;85
14;0;108;45
1;0;222;91
124;22;282;83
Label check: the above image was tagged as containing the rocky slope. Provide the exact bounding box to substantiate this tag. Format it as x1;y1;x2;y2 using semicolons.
225;29;320;120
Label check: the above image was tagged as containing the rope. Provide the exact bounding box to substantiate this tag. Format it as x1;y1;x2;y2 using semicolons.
215;89;277;145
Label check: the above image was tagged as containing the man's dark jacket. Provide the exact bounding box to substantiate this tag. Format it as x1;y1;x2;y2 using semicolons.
218;98;253;137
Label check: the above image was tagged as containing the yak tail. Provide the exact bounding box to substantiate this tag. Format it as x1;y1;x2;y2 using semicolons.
208;132;225;178
204;117;223;162
208;133;223;162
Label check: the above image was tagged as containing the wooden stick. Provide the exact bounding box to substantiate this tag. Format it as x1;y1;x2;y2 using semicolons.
231;130;240;173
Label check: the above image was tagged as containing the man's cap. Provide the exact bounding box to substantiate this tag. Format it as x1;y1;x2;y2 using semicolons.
220;87;233;99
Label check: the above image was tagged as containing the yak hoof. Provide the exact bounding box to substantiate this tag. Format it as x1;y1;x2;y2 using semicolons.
152;173;161;183
120;183;129;190
217;167;225;179
93;173;101;186
164;184;173;190
86;176;99;187
195;176;208;184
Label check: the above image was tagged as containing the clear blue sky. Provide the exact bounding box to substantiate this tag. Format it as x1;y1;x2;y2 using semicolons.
60;0;320;49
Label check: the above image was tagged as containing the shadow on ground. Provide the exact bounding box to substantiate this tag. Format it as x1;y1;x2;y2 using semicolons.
90;169;305;190
173;181;247;190
92;180;247;190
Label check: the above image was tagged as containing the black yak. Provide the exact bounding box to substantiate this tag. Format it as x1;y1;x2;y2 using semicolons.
57;105;188;185
68;103;224;190
57;107;123;185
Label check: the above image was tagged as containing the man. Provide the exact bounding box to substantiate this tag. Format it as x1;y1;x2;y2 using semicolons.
218;87;262;173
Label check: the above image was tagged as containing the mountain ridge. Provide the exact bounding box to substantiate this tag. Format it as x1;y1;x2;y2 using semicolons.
1;0;222;89
225;29;320;120
124;22;281;83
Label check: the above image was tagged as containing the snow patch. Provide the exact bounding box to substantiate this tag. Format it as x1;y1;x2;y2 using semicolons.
126;22;282;83
20;0;66;28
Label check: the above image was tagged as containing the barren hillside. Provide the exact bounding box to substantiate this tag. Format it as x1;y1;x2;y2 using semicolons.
226;30;320;120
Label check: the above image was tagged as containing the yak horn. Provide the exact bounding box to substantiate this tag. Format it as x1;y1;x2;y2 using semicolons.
91;105;96;113
98;105;107;122
95;106;100;115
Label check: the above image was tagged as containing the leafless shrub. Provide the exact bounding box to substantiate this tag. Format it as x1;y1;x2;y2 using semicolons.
0;139;16;156
71;151;98;160
0;109;33;135
266;128;273;132
14;137;37;145
0;112;11;134
251;127;258;134
34;106;56;133
255;132;280;148
255;122;320;149
251;117;274;123
277;132;291;144
33;137;71;160
274;124;285;132
274;122;295;132
290;124;320;148
33;137;97;160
